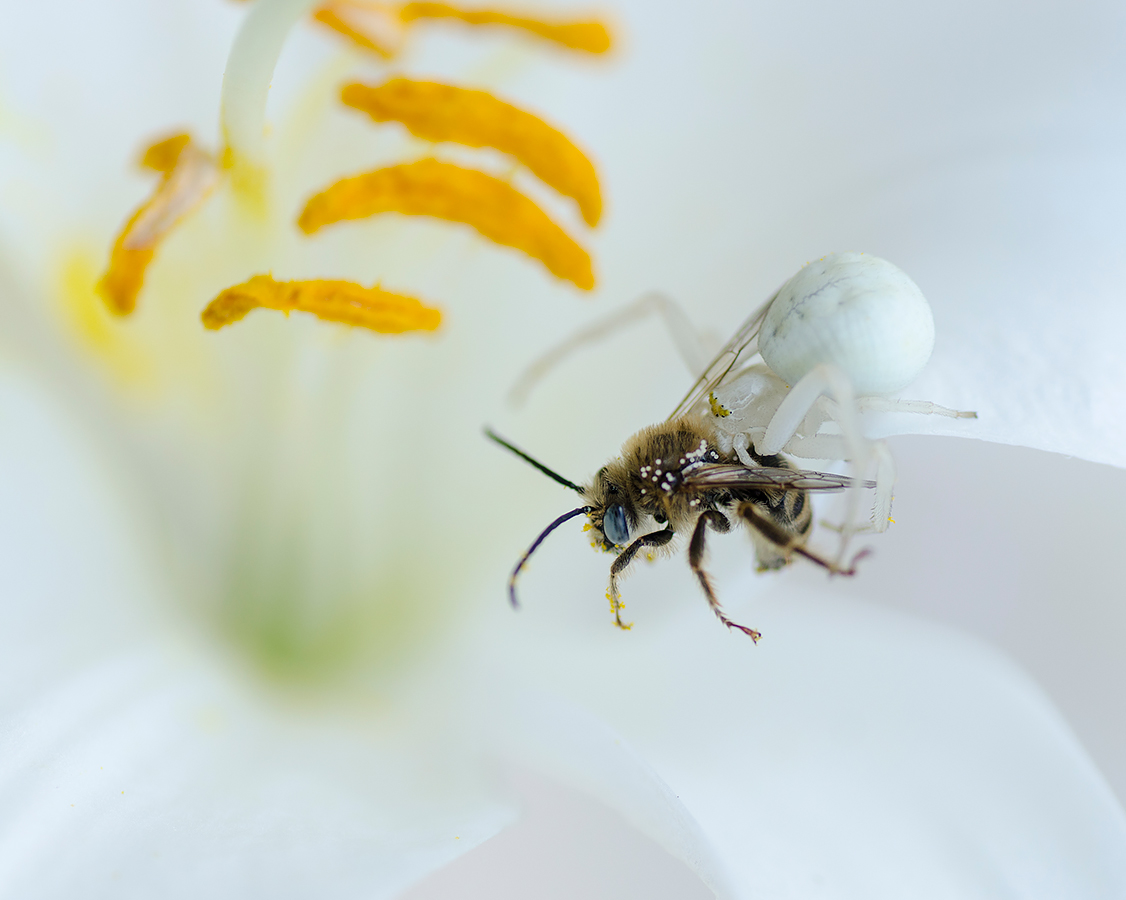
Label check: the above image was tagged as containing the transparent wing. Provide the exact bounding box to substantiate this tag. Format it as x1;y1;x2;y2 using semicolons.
680;463;875;492
666;287;779;421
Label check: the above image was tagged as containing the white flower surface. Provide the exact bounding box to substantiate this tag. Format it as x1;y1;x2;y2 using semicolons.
1;0;1125;898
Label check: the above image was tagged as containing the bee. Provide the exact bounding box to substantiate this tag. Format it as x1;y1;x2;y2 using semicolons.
490;253;975;640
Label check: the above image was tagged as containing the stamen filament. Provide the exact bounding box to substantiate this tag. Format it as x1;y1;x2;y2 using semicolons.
342;79;602;226
221;0;323;193
298;158;594;289
201;274;442;333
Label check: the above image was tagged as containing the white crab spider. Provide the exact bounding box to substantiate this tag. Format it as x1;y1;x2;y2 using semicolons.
511;251;975;562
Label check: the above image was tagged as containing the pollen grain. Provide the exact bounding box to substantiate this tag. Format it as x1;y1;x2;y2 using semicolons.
298;158;594;289
399;2;612;54
98;133;221;316
341;79;601;226
201;274;442;334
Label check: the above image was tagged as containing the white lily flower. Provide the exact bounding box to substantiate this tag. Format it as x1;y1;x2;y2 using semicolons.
1;0;1125;898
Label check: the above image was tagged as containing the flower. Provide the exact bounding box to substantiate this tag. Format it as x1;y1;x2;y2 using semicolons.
2;1;1126;898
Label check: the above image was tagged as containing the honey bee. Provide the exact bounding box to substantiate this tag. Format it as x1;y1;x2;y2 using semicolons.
491;253;975;641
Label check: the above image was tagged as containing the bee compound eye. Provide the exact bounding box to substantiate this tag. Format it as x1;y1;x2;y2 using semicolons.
603;503;630;546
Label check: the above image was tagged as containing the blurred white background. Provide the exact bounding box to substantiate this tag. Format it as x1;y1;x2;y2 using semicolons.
2;0;1125;896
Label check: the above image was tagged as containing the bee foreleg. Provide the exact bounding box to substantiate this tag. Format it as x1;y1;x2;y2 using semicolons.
608;529;675;630
688;511;761;642
739;502;869;576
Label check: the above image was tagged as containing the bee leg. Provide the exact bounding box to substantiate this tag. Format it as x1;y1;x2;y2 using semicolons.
608;529;675;630
688;511;761;642
739;502;870;576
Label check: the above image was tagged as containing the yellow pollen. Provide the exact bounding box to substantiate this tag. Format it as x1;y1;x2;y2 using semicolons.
298;158;594;290
56;248;151;388
606;590;632;630
201;274;442;334
313;3;397;58
398;2;612;54
140;133;191;173
97;132;221;316
341;79;602;226
709;391;731;417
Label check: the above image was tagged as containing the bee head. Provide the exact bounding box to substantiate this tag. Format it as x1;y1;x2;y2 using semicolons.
584;466;635;552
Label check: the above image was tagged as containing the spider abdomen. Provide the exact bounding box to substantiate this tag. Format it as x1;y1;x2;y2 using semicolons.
759;252;935;395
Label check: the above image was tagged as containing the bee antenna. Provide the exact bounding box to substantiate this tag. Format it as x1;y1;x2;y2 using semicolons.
508;506;593;609
484;428;585;494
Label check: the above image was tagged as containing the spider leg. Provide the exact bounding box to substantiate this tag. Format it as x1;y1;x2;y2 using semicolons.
870;439;895;532
608;528;675;630
789;433;897;535
688;510;760;642
509;292;712;407
856;396;977;418
758;363;871;562
739;501;870;576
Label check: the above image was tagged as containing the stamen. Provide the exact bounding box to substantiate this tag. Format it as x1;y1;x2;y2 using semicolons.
140;133;192;173
298;158;594;289
201;274;442;333
398;2;612;54
221;0;324;200
341;79;602;226
313;2;399;57
97;133;221;315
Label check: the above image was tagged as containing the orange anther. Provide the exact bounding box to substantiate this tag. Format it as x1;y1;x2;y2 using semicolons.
298;158;594;289
398;2;612;53
201;274;442;334
98;133;221;315
313;3;397;58
342;79;601;226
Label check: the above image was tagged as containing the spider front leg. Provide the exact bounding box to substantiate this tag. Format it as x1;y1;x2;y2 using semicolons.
509;292;712;407
757;363;871;562
688;510;761;642
608;528;675;630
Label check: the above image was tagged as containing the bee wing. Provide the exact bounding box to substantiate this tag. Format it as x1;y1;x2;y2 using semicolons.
680;463;874;492
666;288;779;421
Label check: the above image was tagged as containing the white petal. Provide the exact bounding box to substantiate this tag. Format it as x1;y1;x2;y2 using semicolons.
488;586;1126;898
0;377;516;899
0;650;518;900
